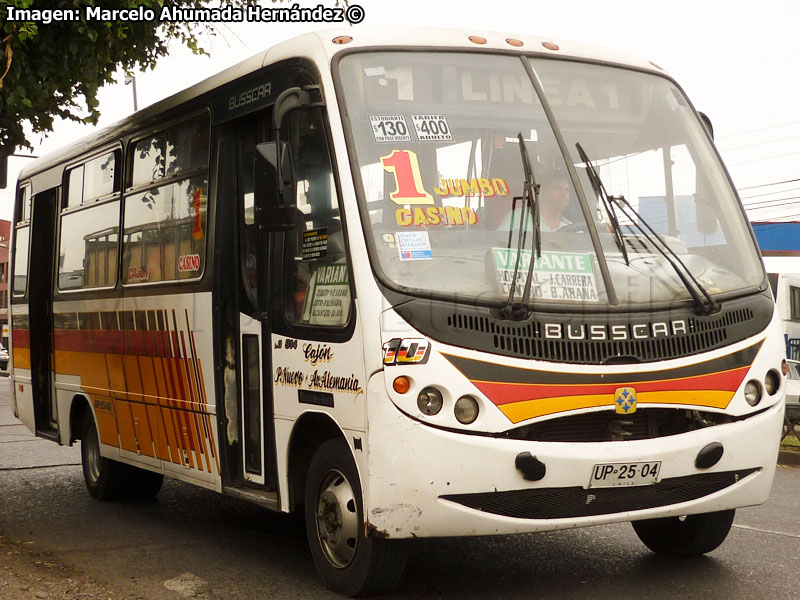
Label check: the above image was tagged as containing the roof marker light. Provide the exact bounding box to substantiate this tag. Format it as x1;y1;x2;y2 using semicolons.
469;36;488;45
506;38;524;47
332;36;353;45
542;41;560;51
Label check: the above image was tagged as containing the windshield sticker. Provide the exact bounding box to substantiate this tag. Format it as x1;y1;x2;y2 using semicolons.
434;178;509;198
412;115;453;141
396;231;433;261
381;150;434;205
491;249;599;302
396;206;478;227
370;116;412;143
301;264;350;326
302;228;328;261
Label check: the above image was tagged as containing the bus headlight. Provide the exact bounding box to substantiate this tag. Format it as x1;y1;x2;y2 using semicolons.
765;370;780;396
744;380;762;406
417;387;443;416
454;395;479;424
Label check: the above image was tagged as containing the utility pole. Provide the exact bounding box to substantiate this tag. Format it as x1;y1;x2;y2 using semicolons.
125;74;139;112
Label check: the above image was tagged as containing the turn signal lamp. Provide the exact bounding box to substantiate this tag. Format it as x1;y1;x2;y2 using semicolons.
332;36;353;45
393;376;410;394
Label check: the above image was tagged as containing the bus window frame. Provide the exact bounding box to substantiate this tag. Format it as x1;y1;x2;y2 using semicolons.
62;146;123;210
121;109;212;289
55;144;124;294
11;182;33;299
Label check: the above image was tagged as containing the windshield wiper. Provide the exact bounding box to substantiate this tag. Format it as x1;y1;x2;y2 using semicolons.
610;194;718;314
501;132;541;320
575;143;629;266
576;143;717;314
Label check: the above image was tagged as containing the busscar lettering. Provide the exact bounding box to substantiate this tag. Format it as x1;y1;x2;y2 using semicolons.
542;319;690;341
229;82;272;111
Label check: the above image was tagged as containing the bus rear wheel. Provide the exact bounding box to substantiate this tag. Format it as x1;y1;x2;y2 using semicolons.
81;415;129;500
80;414;163;501
632;509;735;557
304;438;407;597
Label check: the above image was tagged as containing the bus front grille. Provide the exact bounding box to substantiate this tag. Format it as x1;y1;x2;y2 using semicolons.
440;468;758;520
503;408;735;443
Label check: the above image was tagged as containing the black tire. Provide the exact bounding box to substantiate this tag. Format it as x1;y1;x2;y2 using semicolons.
80;414;130;501
632;509;735;557
305;438;407;597
130;467;164;500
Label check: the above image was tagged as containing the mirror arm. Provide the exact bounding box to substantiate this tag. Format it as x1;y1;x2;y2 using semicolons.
272;85;325;131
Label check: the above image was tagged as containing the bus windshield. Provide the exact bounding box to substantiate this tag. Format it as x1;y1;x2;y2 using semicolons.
337;51;764;309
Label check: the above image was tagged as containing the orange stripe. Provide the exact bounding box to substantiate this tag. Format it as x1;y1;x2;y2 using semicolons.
499;389;735;423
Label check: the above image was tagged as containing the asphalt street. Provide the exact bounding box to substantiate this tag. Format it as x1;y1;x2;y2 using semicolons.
1;380;799;599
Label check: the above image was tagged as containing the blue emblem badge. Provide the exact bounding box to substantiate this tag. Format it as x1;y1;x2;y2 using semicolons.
615;387;637;414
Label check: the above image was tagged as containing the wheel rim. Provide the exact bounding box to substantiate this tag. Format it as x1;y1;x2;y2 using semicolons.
83;426;101;484
314;468;359;569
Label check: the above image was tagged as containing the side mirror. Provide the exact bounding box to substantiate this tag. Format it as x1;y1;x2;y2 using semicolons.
254;141;294;230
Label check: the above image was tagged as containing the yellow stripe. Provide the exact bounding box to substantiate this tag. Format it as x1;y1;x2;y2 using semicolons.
12;348;30;370
499;390;735;423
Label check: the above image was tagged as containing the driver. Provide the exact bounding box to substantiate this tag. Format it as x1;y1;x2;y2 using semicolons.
539;175;572;232
496;169;573;232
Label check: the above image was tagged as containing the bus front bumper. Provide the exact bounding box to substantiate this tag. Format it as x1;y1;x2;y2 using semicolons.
365;392;782;539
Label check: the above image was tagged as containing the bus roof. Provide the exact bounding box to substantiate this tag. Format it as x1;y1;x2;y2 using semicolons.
19;28;662;183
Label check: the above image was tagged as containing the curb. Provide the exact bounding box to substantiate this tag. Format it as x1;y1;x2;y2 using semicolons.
778;450;800;467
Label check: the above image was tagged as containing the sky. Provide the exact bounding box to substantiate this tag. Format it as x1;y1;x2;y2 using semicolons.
5;0;800;222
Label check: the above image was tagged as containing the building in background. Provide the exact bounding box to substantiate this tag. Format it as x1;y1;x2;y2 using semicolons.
752;221;800;359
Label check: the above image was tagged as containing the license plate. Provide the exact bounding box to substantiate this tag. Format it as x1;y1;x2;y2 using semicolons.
588;461;662;488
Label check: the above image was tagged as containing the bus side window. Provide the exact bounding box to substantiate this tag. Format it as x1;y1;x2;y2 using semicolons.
284;108;351;327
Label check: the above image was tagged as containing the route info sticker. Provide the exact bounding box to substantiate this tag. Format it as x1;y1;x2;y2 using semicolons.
491;249;599;302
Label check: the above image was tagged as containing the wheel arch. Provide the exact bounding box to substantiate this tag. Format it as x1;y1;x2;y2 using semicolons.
287;411;348;511
68;394;94;444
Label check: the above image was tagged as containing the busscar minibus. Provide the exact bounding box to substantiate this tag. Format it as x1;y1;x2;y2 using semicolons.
11;29;785;596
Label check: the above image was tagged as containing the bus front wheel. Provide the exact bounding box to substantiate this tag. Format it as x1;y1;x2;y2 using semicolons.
304;438;407;597
632;509;735;557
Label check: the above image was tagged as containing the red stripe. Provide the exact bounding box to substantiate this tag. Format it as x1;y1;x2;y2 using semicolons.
127;330;146;356
12;329;30;349
474;366;751;406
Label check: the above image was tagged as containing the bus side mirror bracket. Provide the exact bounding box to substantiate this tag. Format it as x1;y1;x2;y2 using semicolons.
699;111;714;140
254;141;295;231
271;85;324;130
254;85;324;231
